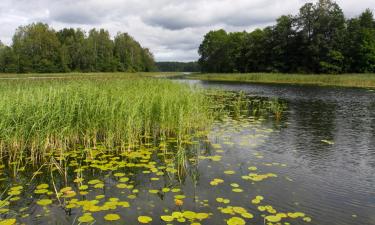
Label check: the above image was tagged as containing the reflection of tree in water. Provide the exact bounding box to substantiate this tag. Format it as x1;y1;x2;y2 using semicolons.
367;101;375;168
291;100;337;159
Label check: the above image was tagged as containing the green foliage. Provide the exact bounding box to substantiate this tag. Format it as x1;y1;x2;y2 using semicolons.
0;23;155;73
189;73;375;88
156;61;200;72
198;0;375;74
0;74;211;161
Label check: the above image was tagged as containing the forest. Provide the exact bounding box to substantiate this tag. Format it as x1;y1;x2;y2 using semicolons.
156;61;200;72
198;0;375;74
0;23;155;73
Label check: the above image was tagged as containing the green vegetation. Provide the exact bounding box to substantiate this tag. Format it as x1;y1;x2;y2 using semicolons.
189;73;375;88
0;74;211;163
198;0;375;74
0;74;297;225
156;61;200;72
0;23;155;73
0;72;182;79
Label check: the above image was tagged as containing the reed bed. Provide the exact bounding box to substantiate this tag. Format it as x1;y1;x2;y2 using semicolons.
0;77;211;163
190;73;375;88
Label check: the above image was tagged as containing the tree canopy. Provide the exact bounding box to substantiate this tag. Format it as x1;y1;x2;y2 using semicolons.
0;23;155;73
198;0;375;74
156;62;200;72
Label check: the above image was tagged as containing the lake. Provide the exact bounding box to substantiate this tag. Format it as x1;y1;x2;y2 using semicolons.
1;80;374;225
182;80;375;225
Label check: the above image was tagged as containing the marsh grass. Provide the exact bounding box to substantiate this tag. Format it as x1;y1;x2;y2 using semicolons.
0;72;182;80
190;73;375;88
0;76;211;164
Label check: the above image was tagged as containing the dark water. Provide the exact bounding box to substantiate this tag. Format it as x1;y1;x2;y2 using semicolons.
1;80;374;225
185;80;375;225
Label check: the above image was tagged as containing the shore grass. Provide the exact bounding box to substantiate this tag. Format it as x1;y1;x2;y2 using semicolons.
188;73;375;88
0;72;182;79
0;74;211;163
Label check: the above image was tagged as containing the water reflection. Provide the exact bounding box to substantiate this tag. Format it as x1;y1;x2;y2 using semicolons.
185;80;375;225
1;82;375;225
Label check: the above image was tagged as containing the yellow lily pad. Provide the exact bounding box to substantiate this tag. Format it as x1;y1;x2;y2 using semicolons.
37;199;52;206
0;218;16;225
160;215;174;222
227;217;245;225
138;216;153;223
104;213;120;221
78;213;95;223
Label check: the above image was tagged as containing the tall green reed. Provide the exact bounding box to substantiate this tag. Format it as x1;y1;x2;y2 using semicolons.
0;78;212;164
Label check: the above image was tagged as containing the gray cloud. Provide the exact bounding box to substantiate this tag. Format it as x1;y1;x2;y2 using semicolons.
0;0;374;61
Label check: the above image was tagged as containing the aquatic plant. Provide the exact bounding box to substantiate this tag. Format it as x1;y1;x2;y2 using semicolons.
0;77;211;164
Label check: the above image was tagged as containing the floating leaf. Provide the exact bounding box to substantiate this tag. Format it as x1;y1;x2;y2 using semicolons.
248;166;257;171
37;184;49;189
88;179;101;185
224;170;235;175
182;211;196;220
114;172;125;177
160;215;174;222
0;218;16;225
138;216;153;224
119;177;129;182
116;183;127;189
265;215;281;223
195;213;209;220
78;213;95;223
227;217;245;225
34;189;48;194
321;140;334;145
79;185;88;190
104;213;120;221
37;199;52;206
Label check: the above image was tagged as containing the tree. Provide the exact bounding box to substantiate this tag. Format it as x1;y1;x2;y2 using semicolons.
243;29;270;72
198;29;229;72
271;15;298;72
56;28;87;72
197;0;370;74
156;62;200;72
345;9;375;72
0;23;155;73
141;48;156;72
86;29;116;72
12;23;63;73
295;0;346;73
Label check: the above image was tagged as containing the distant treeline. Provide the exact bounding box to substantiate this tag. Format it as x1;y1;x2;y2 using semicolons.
0;23;155;73
156;61;200;72
199;0;375;74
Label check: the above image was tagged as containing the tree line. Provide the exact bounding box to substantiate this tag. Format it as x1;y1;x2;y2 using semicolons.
0;23;155;73
156;61;200;72
198;0;375;74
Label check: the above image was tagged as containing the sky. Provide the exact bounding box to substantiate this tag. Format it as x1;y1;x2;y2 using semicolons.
0;0;374;62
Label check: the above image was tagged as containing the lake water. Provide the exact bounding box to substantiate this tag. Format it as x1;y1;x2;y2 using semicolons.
184;80;375;225
1;80;374;225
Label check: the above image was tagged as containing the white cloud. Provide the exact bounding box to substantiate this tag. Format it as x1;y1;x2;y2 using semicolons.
0;0;374;61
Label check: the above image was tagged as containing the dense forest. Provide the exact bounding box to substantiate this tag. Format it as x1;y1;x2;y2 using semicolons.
156;62;200;72
0;23;155;73
199;0;375;74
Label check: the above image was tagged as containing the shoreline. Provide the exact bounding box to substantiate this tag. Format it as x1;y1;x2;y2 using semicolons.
186;73;375;89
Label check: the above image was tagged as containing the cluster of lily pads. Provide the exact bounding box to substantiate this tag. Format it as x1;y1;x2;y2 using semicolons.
0;95;313;225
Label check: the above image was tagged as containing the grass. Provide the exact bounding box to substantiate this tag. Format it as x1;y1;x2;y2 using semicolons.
188;73;375;88
0;73;211;164
0;72;183;79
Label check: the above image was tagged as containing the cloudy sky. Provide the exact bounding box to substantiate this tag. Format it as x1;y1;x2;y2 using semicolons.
0;0;374;61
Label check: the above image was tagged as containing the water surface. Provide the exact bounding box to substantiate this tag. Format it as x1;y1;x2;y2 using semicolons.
1;80;374;225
